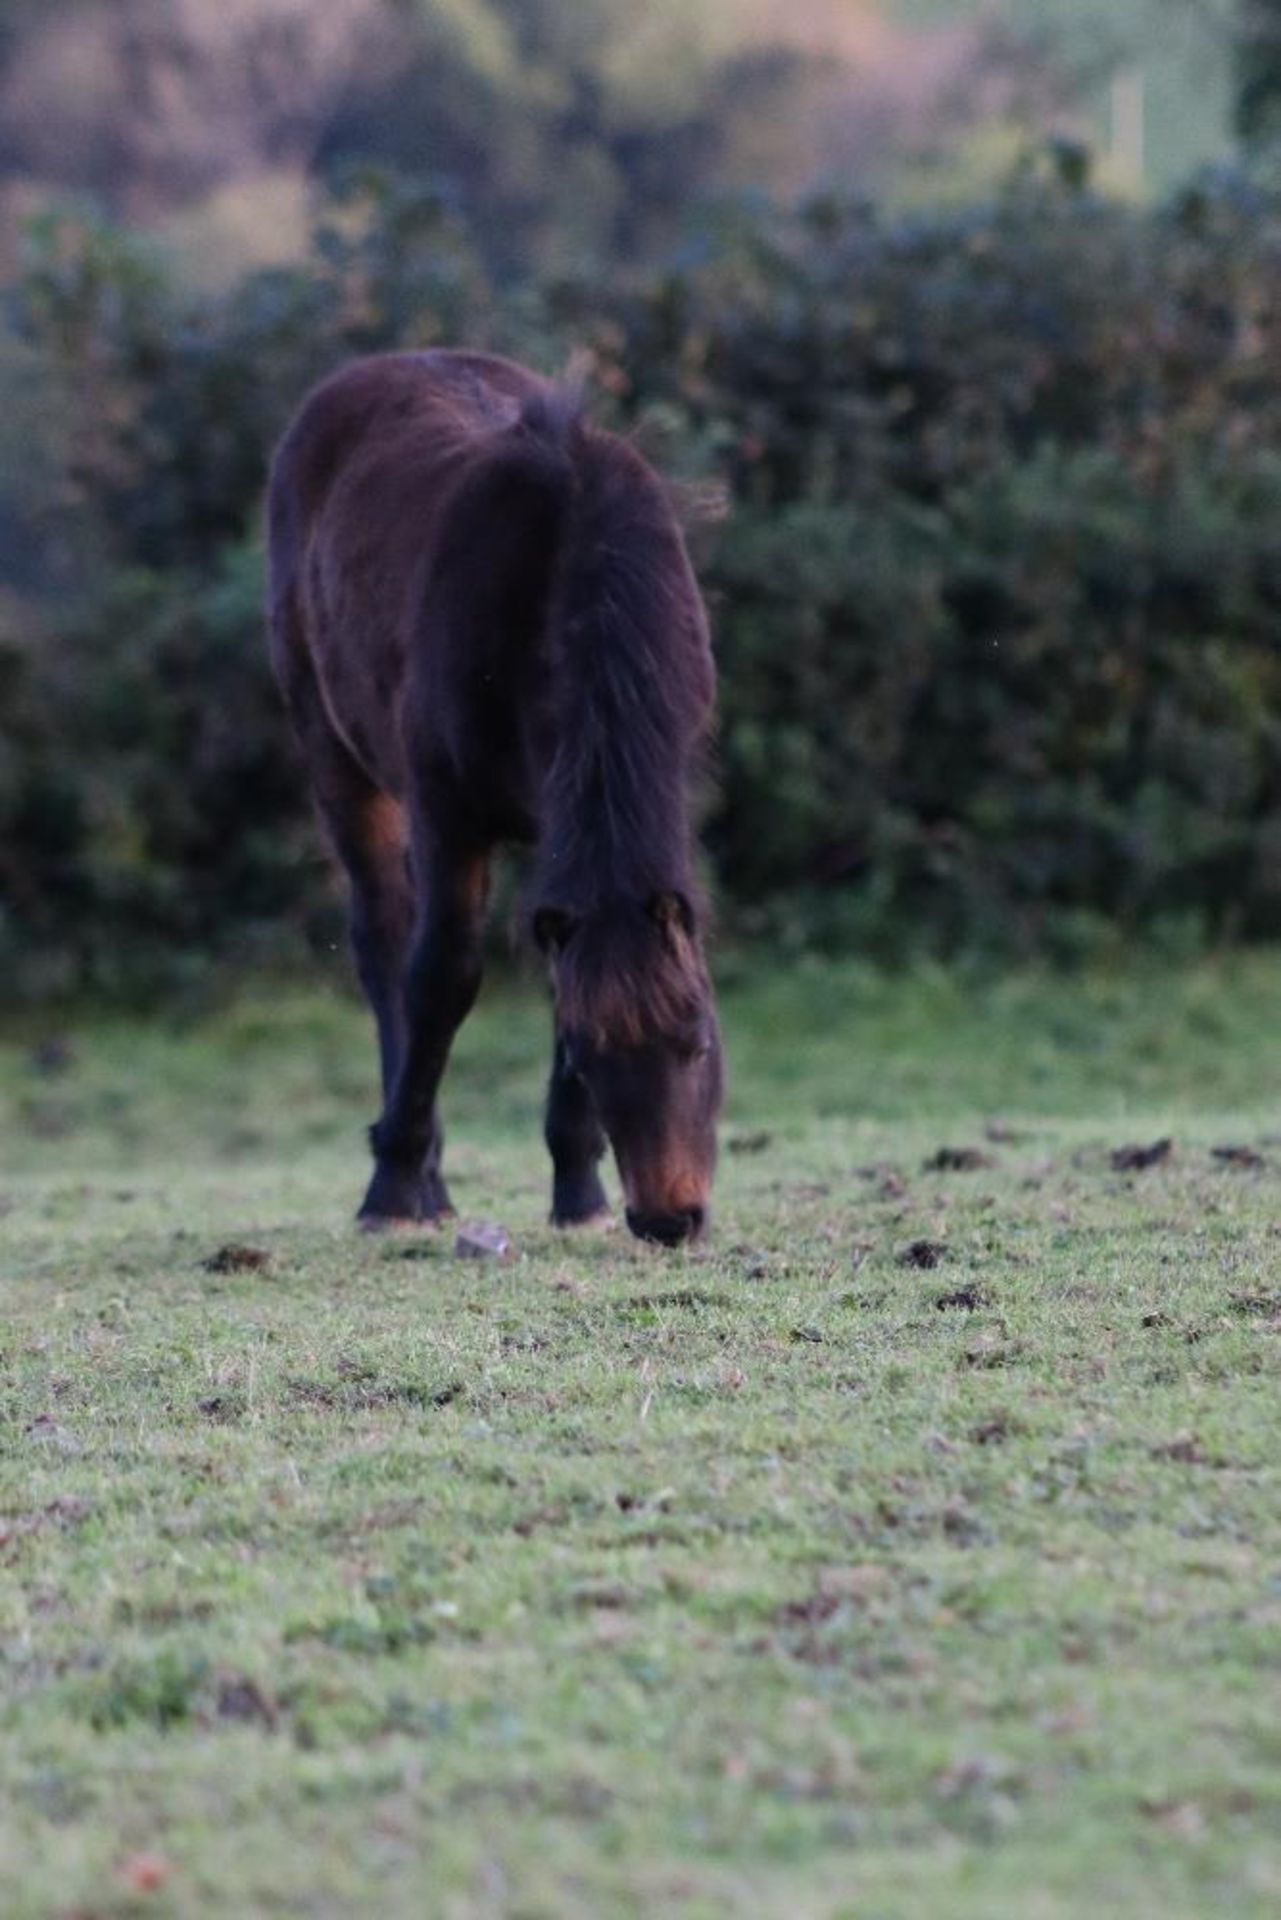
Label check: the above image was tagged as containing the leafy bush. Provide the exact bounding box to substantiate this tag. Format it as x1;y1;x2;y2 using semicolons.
573;167;1281;953
3;160;1281;991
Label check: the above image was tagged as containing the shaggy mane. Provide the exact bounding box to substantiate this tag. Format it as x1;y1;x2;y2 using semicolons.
531;422;715;908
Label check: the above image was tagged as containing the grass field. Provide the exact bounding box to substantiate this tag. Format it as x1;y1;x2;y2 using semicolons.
3;953;1280;1918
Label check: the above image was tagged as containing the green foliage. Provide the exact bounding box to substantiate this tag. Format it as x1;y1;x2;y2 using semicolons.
552;171;1281;955
1236;0;1281;147
4;164;1281;990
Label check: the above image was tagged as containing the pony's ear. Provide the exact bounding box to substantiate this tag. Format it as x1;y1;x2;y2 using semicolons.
533;906;576;954
647;891;696;942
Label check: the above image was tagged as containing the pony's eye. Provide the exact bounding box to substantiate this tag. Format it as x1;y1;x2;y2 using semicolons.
677;1031;712;1064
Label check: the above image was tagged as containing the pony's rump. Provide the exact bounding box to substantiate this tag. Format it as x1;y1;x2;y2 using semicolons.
427;380;585;586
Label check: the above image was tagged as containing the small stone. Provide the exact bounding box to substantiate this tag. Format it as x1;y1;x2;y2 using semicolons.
454;1221;513;1260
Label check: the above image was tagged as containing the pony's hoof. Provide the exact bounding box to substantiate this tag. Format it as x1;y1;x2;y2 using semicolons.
357;1212;419;1235
551;1208;617;1232
357;1210;450;1235
360;1162;454;1230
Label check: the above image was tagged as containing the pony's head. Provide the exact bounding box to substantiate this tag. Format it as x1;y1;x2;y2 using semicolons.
535;893;722;1244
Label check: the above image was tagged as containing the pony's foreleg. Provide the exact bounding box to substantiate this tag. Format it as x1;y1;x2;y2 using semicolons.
360;842;490;1228
545;1039;611;1227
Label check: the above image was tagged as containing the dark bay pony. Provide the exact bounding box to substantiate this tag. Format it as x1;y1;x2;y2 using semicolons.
267;350;723;1245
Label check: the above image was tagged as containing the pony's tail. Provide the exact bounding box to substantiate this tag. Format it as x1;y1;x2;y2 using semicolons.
510;375;587;469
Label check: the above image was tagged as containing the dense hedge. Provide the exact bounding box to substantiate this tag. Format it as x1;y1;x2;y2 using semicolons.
3;162;1281;991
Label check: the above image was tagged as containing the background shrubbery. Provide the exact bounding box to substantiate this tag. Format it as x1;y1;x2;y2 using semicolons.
3;152;1280;994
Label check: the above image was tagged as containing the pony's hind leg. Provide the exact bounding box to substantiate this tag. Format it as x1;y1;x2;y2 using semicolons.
305;745;410;1077
272;613;422;1191
545;1039;611;1227
298;725;428;1221
335;790;414;1109
361;836;490;1229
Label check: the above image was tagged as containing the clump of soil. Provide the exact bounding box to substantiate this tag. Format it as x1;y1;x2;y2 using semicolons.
898;1239;948;1270
1111;1139;1172;1172
728;1131;773;1155
202;1244;270;1274
924;1146;995;1173
936;1283;987;1311
1212;1145;1266;1170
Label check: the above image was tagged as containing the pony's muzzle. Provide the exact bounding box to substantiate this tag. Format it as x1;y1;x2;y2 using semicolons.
625;1205;706;1247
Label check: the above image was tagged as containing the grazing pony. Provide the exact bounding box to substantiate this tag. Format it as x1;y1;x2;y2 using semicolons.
267;351;723;1244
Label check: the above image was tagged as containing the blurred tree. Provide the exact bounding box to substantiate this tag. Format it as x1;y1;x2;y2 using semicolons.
0;0;1072;283
1236;0;1281;144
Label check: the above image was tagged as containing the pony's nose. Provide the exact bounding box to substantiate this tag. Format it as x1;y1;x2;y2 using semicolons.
626;1206;705;1247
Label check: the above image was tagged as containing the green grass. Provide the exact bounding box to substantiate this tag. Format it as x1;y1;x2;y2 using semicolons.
3;953;1280;1918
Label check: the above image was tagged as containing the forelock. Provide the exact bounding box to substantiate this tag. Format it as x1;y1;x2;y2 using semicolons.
553;906;706;1049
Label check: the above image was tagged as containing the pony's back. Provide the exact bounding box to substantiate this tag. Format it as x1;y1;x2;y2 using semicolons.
268;348;714;896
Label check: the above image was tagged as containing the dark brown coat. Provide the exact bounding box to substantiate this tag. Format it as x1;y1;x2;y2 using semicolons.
267;350;722;1242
